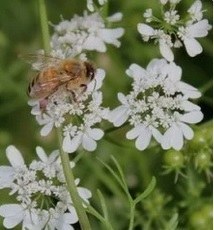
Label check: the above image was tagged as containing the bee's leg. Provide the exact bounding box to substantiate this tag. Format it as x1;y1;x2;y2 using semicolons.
70;91;77;102
80;84;87;93
39;98;48;111
74;84;87;101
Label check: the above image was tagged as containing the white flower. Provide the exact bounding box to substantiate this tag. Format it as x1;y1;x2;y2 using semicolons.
143;9;153;23
138;1;211;58
164;10;180;25
51;11;124;57
0;204;48;229
47;206;78;230
63;127;104;153
108;93;131;127
178;19;212;57
126;124;162;150
0;145;25;189
29;68;108;153
137;24;174;61
161;111;203;150
109;59;203;151
0;146;92;229
30;147;60;178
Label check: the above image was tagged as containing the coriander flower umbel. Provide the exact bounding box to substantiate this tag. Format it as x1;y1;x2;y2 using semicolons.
137;0;211;61
51;11;124;58
108;59;203;151
0;146;92;229
29;68;109;153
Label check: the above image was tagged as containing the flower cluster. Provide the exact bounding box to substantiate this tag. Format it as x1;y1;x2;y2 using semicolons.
0;146;91;229
138;0;212;61
51;11;124;58
29;6;125;154
108;59;203;150
29;68;109;153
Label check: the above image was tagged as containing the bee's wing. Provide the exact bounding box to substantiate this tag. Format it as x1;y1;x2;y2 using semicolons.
19;53;62;70
29;73;77;98
29;81;57;98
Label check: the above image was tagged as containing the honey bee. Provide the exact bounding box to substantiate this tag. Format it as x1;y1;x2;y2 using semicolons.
25;54;95;102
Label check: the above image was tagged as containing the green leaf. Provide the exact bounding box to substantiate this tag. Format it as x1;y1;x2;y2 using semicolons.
97;157;127;192
110;155;127;189
134;177;156;205
97;189;109;221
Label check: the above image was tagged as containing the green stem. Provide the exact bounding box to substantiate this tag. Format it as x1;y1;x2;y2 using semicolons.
84;201;114;230
128;202;136;230
38;0;51;54
57;129;92;230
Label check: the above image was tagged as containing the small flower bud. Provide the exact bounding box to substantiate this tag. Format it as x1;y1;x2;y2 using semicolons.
195;151;211;170
189;204;213;229
164;150;184;169
189;126;212;150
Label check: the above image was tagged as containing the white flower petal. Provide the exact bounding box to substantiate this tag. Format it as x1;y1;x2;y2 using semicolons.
117;93;128;104
98;28;124;47
84;36;106;52
107;12;123;22
181;100;200;111
87;0;94;12
151;127;163;144
0;166;14;188
98;0;107;5
63;212;78;224
126;125;144;140
0;204;23;217
147;58;167;73
67;206;78;221
188;19;211;38
48;150;59;163
135;128;152;151
183;37;202;57
109;106;129;127
6;146;24;167
178;82;202;98
126;64;147;80
36;146;48;162
178;122;194;140
0;166;14;178
87;128;104;140
159;41;174;62
63;134;82;153
40;122;54;136
170;124;184;150
78;187;92;201
161;127;173;150
166;62;182;81
180;111;203;124
3;214;24;229
188;0;202;15
137;23;155;36
82;134;97;151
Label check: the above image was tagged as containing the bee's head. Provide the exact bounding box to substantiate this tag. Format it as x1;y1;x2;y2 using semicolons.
84;62;95;81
